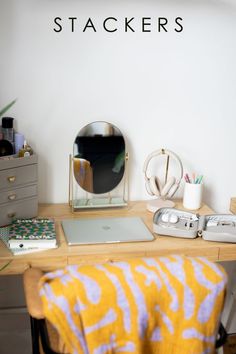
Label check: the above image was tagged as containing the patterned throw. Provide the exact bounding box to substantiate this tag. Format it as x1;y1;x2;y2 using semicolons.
39;256;227;354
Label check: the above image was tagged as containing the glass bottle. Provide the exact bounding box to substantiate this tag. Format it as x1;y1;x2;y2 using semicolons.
18;140;33;157
2;117;14;144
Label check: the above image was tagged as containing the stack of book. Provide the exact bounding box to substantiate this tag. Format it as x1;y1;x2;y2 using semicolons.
0;218;57;255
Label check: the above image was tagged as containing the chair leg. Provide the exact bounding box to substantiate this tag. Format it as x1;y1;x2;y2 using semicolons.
30;316;40;354
216;322;227;349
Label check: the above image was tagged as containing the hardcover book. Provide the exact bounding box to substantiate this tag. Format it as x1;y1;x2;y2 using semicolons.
8;218;57;249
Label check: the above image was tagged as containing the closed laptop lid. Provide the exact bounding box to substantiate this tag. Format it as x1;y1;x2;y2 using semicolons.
61;217;154;245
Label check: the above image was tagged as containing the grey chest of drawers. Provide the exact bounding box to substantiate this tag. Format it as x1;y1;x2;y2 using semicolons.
0;155;38;226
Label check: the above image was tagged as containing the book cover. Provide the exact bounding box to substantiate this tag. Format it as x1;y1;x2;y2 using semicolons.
0;226;58;256
8;218;57;249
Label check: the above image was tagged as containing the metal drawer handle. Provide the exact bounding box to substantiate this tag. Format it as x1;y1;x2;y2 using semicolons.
7;176;16;183
7;212;16;218
8;194;17;201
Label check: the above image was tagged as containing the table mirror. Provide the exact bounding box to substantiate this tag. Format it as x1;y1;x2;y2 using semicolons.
69;121;129;210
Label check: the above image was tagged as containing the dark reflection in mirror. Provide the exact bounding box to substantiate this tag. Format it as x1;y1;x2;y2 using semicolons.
73;122;125;194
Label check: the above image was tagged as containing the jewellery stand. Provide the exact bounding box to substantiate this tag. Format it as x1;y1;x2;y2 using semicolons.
146;199;175;213
69;153;129;211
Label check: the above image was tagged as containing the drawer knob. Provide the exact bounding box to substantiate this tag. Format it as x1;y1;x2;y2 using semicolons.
8;194;16;201
7;212;16;218
7;176;16;183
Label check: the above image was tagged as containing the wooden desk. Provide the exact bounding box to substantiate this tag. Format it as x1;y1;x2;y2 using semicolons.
1;201;236;275
230;197;236;214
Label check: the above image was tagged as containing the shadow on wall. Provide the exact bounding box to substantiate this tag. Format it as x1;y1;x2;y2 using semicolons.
203;184;214;212
38;155;52;203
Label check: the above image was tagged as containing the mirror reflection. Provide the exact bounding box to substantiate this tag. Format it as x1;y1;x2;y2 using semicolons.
73;121;125;194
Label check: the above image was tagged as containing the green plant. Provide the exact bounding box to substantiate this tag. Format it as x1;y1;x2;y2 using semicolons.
0;99;17;118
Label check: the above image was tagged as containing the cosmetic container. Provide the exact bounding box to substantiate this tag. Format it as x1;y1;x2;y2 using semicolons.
0;126;3;140
2;117;14;144
14;132;25;154
0;139;14;157
18;140;33;157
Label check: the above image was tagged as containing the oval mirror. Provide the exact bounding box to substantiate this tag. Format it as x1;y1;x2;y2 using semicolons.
73;121;126;194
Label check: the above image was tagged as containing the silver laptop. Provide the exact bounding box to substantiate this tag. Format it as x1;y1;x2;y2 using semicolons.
61;217;154;245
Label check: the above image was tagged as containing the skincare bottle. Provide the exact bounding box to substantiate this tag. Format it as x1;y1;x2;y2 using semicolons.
14;132;25;155
18;140;33;157
2;117;14;144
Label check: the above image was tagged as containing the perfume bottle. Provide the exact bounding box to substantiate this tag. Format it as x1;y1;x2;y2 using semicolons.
18;140;33;157
2;117;14;144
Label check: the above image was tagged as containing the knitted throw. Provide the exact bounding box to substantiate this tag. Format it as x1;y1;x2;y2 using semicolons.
39;256;227;354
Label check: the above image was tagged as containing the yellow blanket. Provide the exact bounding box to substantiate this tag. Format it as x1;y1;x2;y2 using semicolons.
39;256;227;354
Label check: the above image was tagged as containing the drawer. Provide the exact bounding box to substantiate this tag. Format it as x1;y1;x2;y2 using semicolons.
0;164;37;191
0;184;37;205
0;197;38;227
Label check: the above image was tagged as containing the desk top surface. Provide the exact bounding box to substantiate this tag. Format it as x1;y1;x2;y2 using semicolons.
1;200;236;275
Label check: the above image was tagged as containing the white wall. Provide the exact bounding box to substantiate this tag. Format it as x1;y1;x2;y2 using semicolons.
1;0;236;212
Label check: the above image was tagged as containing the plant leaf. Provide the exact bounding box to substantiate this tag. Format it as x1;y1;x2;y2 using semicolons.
0;99;17;118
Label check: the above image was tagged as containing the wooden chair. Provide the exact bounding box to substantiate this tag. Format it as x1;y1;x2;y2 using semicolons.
23;268;68;354
23;267;227;354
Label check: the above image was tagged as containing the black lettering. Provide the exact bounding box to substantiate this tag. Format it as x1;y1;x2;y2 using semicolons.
68;17;77;32
103;17;117;32
53;17;62;32
175;17;183;32
83;18;97;32
158;17;168;32
125;17;135;32
142;17;151;32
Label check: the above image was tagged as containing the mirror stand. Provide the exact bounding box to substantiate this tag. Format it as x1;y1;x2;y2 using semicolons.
69;153;129;211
